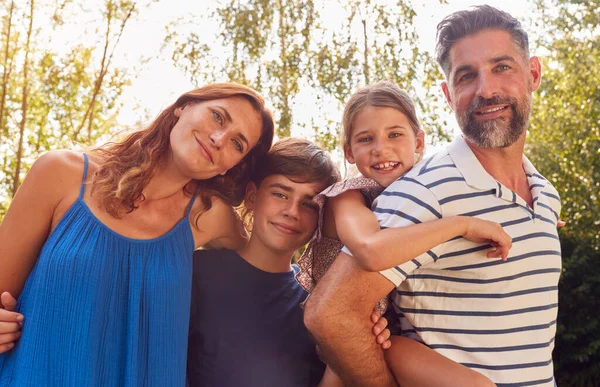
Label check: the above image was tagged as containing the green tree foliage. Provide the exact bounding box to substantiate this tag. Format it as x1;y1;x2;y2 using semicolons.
164;0;449;144
528;0;600;384
0;0;142;218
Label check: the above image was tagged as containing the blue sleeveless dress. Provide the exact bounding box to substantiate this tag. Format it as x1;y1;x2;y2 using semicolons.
0;154;195;386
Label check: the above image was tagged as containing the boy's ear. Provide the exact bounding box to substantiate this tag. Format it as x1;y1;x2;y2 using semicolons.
344;144;356;164
244;182;258;211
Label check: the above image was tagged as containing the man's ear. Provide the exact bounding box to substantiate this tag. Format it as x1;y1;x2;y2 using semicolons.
244;182;258;211
441;81;453;108
344;144;356;164
415;130;425;155
529;56;542;92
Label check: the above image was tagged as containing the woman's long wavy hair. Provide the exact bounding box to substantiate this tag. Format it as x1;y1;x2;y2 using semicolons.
91;83;275;221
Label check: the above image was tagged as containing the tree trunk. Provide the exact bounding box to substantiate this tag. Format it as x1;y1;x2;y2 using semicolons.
362;17;369;84
0;0;15;142
73;0;136;142
12;0;35;197
278;0;290;137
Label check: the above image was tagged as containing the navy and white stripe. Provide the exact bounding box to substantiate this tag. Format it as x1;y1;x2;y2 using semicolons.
374;136;562;386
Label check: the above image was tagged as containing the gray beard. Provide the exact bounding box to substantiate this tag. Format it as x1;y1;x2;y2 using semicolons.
458;94;531;148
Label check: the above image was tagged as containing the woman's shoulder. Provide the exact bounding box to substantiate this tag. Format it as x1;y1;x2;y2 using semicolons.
29;150;89;186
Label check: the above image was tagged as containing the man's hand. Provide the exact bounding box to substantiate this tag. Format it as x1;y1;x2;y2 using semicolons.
371;309;391;349
0;291;23;354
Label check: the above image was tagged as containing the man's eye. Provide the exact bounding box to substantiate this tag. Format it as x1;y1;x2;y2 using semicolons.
497;64;511;72
459;73;475;83
273;192;286;199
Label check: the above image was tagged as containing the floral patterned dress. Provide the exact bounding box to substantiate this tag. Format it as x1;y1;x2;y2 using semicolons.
296;177;389;313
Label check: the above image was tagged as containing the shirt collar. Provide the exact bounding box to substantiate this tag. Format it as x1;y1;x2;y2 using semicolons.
447;135;547;191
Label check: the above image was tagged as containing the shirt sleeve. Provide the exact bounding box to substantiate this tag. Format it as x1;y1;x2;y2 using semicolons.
371;177;445;287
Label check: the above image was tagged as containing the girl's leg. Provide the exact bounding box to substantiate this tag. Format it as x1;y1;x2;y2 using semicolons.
385;336;496;387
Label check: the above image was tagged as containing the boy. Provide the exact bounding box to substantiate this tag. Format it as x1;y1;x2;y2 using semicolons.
186;138;389;387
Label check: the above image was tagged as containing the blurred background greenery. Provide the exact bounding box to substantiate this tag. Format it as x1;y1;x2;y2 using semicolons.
0;0;597;384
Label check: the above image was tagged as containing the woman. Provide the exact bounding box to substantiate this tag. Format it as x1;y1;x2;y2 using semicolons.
0;83;274;386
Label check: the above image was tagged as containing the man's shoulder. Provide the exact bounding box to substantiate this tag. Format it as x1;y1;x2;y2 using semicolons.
385;148;459;195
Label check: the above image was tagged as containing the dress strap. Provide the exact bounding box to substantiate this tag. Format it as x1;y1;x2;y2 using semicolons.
79;153;89;199
185;183;201;218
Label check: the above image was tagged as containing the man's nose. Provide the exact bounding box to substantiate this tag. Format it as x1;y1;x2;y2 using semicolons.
475;72;500;100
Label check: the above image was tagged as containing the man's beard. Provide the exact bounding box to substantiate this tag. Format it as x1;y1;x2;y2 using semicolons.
457;93;531;148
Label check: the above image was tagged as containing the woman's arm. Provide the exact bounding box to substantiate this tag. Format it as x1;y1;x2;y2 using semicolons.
329;190;512;272
0;151;76;298
192;197;248;251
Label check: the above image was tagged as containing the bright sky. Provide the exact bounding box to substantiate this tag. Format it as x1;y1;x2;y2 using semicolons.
105;0;534;155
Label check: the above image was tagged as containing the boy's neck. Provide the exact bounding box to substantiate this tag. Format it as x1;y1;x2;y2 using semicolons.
237;237;294;274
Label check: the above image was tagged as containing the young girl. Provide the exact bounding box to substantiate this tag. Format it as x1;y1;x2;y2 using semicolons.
297;80;508;386
0;83;274;386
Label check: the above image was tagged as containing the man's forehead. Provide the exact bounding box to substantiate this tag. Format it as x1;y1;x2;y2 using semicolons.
448;29;520;73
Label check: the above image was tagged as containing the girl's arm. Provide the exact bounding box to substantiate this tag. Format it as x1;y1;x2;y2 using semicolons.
0;151;76;298
328;190;512;272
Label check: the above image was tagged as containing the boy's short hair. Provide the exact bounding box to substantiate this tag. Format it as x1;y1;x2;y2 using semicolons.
252;137;340;189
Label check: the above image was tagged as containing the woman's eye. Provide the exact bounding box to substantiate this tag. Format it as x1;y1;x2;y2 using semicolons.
212;110;223;125
232;138;243;153
358;137;372;143
389;132;403;138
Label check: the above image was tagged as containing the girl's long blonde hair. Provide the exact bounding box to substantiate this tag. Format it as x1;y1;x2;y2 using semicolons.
91;83;275;219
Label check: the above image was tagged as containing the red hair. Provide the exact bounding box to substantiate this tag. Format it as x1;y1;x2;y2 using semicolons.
91;83;275;219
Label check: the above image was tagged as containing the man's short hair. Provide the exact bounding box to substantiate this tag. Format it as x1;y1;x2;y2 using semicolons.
435;5;530;78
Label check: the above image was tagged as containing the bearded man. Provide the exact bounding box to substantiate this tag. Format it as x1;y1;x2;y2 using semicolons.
304;5;562;387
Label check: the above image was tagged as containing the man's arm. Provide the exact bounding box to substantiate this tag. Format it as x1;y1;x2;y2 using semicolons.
304;251;396;387
304;177;445;386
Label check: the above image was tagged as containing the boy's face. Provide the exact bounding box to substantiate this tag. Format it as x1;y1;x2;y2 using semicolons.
245;174;324;256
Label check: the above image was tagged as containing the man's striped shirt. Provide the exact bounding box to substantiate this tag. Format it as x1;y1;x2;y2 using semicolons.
376;136;562;386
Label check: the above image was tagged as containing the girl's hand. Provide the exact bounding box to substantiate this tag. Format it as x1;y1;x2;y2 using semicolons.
370;309;391;349
0;292;23;354
557;220;566;228
461;217;512;261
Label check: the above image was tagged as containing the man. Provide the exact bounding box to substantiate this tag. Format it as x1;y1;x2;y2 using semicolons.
305;5;562;387
187;138;390;387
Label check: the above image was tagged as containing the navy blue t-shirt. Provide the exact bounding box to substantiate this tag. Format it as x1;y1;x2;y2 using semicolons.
187;249;326;387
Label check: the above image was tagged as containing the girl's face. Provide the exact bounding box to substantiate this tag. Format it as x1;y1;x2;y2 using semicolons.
345;105;424;187
169;96;263;180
